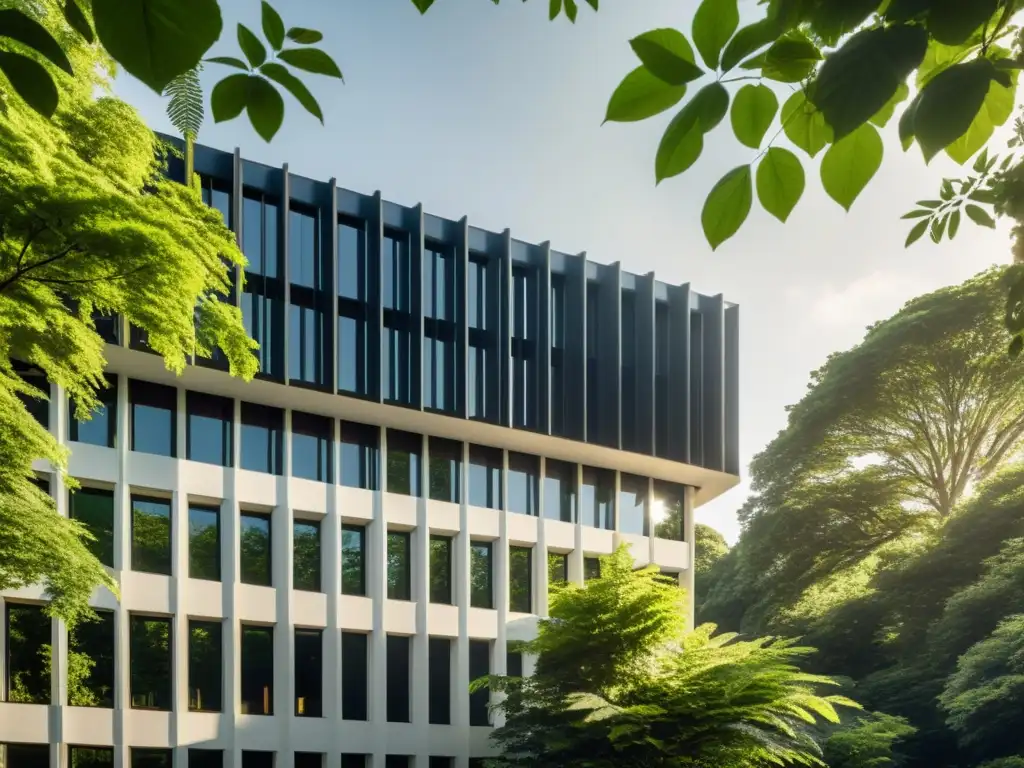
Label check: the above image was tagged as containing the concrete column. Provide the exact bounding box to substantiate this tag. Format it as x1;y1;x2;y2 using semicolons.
113;373;131;761
370;427;388;746
323;418;342;729
412;434;431;759
224;398;243;768
452;441;471;738
535;457;549;618
568;463;583;586
683;485;696;631
275;409;294;768
492;450;510;728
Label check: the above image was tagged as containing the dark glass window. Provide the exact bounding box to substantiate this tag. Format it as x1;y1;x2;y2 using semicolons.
132;750;171;768
341;525;366;596
240;402;283;475
70;747;114;768
240;512;272;586
338;219;368;299
621;288;638;452
469;640;490;726
429;536;452;605
340;421;379;490
428;637;451;725
544;460;576;523
467;253;499;423
468;445;502;510
653;481;686;542
186;391;233;467
292;411;333;483
386;634;411;723
129;379;176;457
188;750;223;768
428;759;452;768
240;625;274;715
584;557;601;581
5;745;48;768
293;520;321;592
341;757;366;768
5;604;50;704
690;311;704;466
506;651;524;678
129;615;171;710
385;759;409;768
69;374;116;447
507;452;539;516
69;610;114;707
337;218;371;398
294;628;323;717
69;487;114;567
586;280;601;445
242;190;285;380
428;437;461;503
511;264;538;430
241;753;272;768
131;496;171;576
387;531;411;601
470;542;493;610
582;467;614;530
509;546;532;613
386;429;421;497
189;505;220;581
294;754;322;768
188;620;222;712
423;240;457;413
382;230;414;406
289;204;330;388
548;551;569;587
13;360;50;427
654;301;671;458
550;274;567;437
620;474;648;536
341;632;368;720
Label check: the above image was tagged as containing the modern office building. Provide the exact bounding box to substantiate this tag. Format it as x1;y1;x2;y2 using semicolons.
0;139;740;768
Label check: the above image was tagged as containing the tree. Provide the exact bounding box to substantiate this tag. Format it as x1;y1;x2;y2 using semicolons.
821;712;917;768
482;544;858;767
693;522;728;611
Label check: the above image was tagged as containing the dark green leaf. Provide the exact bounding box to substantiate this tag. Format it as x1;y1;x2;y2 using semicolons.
1010;335;1023;359
629;28;703;86
928;0;998;46
811;0;882;41
762;30;822;83
898;95;919;150
0;9;73;74
654;84;728;181
411;0;435;12
0;50;58;116
740;52;767;70
278;48;343;79
286;27;324;44
549;0;561;20
930;213;948;242
261;61;323;123
781;91;833;158
93;0;222;93
691;0;738;70
940;179;954;200
900;209;932;219
916;200;941;208
585;0;598;8
885;0;931;23
702;165;752;251
756;147;805;222
970;189;997;204
238;24;267;68
730;84;778;149
210;72;249;122
604;66;687;123
245;75;284;142
948;209;961;238
914;58;997;162
965;203;996;228
206;56;249;70
261;2;285;51
946;74;1016;164
720;17;779;72
565;0;578;23
905;218;928;246
820;122;883;210
869;83;910;128
62;0;94;43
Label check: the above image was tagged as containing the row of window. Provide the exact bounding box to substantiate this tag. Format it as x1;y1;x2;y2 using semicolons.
4;603;511;728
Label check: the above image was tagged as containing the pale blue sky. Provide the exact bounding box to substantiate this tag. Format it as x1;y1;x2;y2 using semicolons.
115;0;1013;543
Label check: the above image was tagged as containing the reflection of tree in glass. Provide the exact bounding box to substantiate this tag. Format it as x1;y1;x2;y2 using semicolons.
70;612;115;707
653;497;684;541
387;532;411;600
132;501;171;574
70;489;115;568
471;542;493;609
7;604;51;703
188;508;219;581
547;552;568;599
240;515;271;586
240;626;274;715
509;547;532;613
430;536;452;604
429;455;457;502
341;526;365;596
189;621;222;711
387;448;413;495
130;617;171;709
70;747;114;768
293;523;321;592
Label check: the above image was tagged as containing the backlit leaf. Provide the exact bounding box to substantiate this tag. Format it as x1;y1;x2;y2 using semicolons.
286;28;323;44
762;30;821;83
691;0;738;70
629;28;703;86
246;76;284;142
702;165;752;250
210;72;249;122
720;17;778;72
781;91;833;158
730;84;778;149
756;147;805;222
261;61;323;123
914;59;996;162
605;66;687;123
0;50;58;116
655;82;728;181
928;0;998;46
905;218;928;246
820;122;883;210
945;74;1016;165
0;8;73;74
869;83;909;128
965;204;996;228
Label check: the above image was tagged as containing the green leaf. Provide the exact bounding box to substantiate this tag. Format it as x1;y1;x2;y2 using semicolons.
869;82;909;127
206;56;249;70
898;95;918;150
62;0;95;44
164;66;204;138
965;203;996;228
900;209;932;219
691;0;738;70
93;0;222;93
930;213;948;242
237;24;267;68
604;66;687;123
629;29;703;86
0;9;73;74
1010;335;1023;359
0;50;58;116
928;0;998;46
810;0;881;42
973;148;990;173
261;2;285;51
261;62;323;123
820;122;883;211
948;209;961;238
810;24;926;139
549;0;561;20
781;91;833;158
565;0;578;23
762;30;822;83
702;165;752;251
653;84;729;182
277;48;344;79
245;76;284;142
286;28;324;44
905;218;928;247
210;72;249;122
917;40;969;89
915;59;997;162
411;0;435;12
945;75;1016;164
730;84;778;149
756;147;805;222
720;17;778;72
917;200;942;208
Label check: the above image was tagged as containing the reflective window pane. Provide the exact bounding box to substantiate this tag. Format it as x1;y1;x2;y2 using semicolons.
387;531;411;601
544;460;576;523
469;445;502;510
428;437;461;504
240;402;283;475
470;542;493;609
129;616;171;710
429;536;452;605
340;421;379;490
507;452;539;517
186;391;233;467
69;374;117;448
341;525;366;596
188;620;222;712
619;474;647;536
129;379;176;458
653;481;686;541
509;546;532;614
240;625;274;715
189;505;220;581
386;429;421;497
131;496;171;576
294;628;323;717
240;513;271;586
582;467;614;530
70;610;115;707
70;487;114;568
293;520;321;592
292;411;333;483
5;604;50;704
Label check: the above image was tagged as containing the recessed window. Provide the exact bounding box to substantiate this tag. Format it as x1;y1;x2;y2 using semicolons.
428;759;453;768
387;531;411;601
469;444;502;510
582;467;615;530
429;535;453;605
507;452;539;516
131;496;172;576
189;505;220;581
294;628;323;717
428;437;461;503
69;487;114;568
428;637;451;725
653;481;686;542
242;189;285;380
131;749;171;768
240;402;283;475
341;525;366;596
129;379;176;457
341;757;367;768
69;374;117;448
70;746;114;768
386;634;411;723
470;542;493;610
70;610;115;707
386;429;421;497
188;620;222;712
240;512;272;587
5;745;48;768
385;759;410;768
469;640;491;726
341;632;368;721
620;474;648;536
14;360;50;427
548;551;569;588
509;546;533;613
294;755;322;768
241;752;273;768
240;625;274;715
129;615;171;710
584;557;601;581
186;391;233;467
5;604;50;704
293;520;321;592
292;411;333;483
544;459;577;523
188;750;223;768
340;421;379;490
506;650;524;678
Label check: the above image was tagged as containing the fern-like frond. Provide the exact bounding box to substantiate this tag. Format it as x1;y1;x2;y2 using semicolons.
164;66;204;140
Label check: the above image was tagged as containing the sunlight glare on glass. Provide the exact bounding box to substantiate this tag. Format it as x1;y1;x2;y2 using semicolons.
650;499;667;526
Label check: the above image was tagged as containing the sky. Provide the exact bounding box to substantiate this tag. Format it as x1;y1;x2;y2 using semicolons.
115;0;1015;544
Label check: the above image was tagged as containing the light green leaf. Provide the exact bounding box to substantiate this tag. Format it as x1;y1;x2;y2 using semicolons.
691;0;738;70
756;147;804;222
0;50;58;116
917;39;971;89
0;9;73;74
210;72;249;122
286;27;324;44
730;84;777;149
914;59;996;162
261;2;285;51
965;204;996;228
781;91;833;158
278;48;344;79
945;75;1016;164
820;122;883;211
869;82;910;128
261;62;323;123
246;76;284;142
604;66;687;123
762;30;821;83
629;28;703;86
237;24;267;68
702;165;752;250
